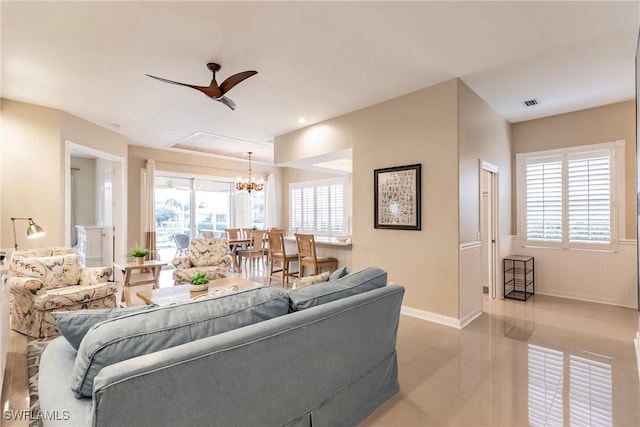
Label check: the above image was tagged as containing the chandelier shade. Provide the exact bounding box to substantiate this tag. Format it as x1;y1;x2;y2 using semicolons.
235;152;264;193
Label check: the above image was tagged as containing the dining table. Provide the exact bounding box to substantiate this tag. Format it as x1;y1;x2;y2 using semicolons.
228;238;251;272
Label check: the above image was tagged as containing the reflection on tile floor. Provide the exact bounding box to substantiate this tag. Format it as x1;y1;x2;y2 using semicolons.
362;294;640;426
2;280;639;426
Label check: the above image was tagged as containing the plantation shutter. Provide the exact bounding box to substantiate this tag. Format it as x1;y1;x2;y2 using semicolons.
525;158;563;242
290;188;302;229
316;185;329;231
289;178;348;234
567;153;611;244
302;187;315;230
330;184;344;232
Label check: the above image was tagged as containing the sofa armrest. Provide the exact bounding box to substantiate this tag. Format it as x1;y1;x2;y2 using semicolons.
9;277;46;297
79;267;113;286
172;256;191;270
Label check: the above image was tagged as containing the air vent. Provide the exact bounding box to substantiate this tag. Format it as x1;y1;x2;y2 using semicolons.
523;99;539;107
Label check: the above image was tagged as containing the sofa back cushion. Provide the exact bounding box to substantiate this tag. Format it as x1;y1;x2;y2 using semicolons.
189;238;229;267
288;267;387;311
52;305;158;350
11;254;82;289
71;286;289;397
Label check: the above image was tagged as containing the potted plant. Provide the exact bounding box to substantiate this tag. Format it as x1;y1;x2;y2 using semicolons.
129;244;151;265
190;272;209;291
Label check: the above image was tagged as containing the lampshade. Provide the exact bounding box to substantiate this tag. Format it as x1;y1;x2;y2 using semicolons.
11;217;46;249
27;221;46;239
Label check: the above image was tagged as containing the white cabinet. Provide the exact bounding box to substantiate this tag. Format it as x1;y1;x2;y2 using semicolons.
75;225;105;267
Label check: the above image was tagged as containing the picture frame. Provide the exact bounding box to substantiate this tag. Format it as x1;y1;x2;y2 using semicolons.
374;164;421;230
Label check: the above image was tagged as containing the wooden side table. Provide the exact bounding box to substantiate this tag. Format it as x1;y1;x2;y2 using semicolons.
115;260;167;306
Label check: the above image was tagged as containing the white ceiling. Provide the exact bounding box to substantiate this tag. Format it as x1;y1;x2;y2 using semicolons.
1;1;638;163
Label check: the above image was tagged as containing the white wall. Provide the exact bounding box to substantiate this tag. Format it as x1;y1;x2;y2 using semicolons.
512;101;637;309
511;238;637;308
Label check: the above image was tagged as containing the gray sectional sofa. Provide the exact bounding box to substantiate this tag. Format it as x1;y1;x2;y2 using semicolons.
38;267;404;427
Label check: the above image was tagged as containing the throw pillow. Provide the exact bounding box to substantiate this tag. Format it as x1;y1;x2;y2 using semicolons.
292;271;330;289
288;267;387;311
12;254;82;289
71;286;289;398
329;266;349;281
52;305;158;350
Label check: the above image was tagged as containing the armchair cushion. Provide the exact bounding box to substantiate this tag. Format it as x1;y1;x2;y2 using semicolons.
188;238;230;267
12;254;82;290
12;247;74;259
79;266;113;286
171;256;191;270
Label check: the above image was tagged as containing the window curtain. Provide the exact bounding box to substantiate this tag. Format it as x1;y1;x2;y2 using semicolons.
265;173;279;228
140;159;157;260
234;191;252;228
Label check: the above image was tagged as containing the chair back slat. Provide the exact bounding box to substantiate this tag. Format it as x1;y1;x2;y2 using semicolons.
295;233;317;260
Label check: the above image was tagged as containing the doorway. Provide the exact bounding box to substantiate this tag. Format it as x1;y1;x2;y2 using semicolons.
480;161;499;299
65;141;126;267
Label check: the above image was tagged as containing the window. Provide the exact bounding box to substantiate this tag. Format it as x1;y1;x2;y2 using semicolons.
517;141;624;250
289;177;349;235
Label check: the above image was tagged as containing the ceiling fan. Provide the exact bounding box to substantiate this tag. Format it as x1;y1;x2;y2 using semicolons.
146;62;257;110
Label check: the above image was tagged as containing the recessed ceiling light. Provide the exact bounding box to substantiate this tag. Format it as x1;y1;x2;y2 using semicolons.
298;118;307;124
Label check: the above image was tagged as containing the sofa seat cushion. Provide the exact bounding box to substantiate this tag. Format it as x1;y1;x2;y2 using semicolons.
288;267;387;311
172;265;228;283
71;286;289;397
52;305;158;350
11;254;82;289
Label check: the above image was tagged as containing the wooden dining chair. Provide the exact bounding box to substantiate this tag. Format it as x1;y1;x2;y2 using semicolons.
295;233;338;277
224;228;244;271
267;231;298;286
237;229;268;273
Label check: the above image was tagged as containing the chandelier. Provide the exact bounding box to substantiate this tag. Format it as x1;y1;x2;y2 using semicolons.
235;151;264;193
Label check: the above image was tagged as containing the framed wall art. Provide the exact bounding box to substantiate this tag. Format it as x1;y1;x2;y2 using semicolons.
374;163;421;230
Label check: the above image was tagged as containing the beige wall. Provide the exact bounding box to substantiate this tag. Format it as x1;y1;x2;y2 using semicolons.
276;79;461;318
0;99;129;250
1;100;63;248
511;100;636;239
458;80;512;243
127;145;281;252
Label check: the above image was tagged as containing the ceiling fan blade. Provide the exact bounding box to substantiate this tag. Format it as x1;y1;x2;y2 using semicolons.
217;96;236;110
219;70;258;95
145;74;193;88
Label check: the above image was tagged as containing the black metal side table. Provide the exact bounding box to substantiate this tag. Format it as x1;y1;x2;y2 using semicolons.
504;255;534;301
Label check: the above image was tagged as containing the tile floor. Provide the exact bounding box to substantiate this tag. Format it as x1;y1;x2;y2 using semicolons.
2;269;639;426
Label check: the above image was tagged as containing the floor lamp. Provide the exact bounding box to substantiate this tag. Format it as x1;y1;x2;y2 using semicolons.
11;217;46;250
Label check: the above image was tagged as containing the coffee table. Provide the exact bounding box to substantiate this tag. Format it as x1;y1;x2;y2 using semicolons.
136;277;263;306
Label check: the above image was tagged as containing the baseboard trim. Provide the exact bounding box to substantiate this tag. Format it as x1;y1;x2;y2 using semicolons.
460;307;483;328
401;305;463;329
536;289;637;309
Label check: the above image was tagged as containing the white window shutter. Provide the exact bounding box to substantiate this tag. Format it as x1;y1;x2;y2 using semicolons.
567;155;611;244
526;160;563;242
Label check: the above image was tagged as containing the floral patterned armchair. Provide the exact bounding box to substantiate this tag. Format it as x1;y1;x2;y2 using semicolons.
172;238;232;285
9;249;117;338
